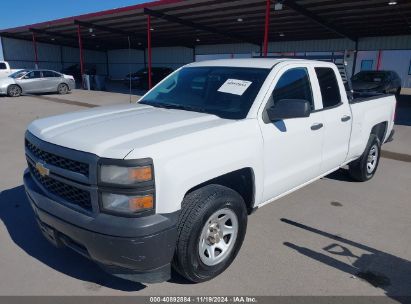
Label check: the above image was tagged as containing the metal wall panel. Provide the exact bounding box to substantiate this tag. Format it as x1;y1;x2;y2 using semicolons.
151;46;193;69
2;37;34;61
61;46;107;75
0;38;4;61
196;43;259;55
108;49;145;79
3;37;62;70
358;35;411;51
107;47;193;79
268;38;355;52
62;46;80;63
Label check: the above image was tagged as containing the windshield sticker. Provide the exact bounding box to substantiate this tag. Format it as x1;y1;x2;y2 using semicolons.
217;79;252;96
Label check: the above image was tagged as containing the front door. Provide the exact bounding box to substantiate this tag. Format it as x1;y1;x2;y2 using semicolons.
16;71;43;93
259;65;324;202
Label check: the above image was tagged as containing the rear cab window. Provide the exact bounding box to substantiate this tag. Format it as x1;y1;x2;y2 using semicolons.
315;67;341;110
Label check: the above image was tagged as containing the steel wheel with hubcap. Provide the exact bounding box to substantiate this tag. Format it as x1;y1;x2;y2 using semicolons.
349;134;381;181
199;208;238;266
173;184;247;283
366;144;378;174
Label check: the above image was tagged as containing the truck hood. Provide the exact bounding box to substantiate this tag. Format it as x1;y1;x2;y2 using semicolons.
28;103;230;158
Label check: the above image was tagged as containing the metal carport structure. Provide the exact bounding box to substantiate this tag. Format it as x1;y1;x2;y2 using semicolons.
1;0;411;88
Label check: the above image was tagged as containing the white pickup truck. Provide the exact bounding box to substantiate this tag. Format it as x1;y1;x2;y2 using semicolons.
24;59;396;283
0;61;19;78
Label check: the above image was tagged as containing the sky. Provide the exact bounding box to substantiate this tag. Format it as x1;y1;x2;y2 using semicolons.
0;0;153;30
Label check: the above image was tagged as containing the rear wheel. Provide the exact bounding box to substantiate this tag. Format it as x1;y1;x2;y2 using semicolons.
7;85;21;97
57;83;69;95
173;184;247;283
349;134;381;182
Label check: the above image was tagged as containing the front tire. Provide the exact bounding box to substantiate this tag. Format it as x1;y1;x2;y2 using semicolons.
349;134;381;182
173;184;247;283
57;83;69;95
7;85;22;97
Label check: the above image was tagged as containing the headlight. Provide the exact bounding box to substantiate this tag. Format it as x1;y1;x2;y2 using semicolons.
101;193;154;215
100;165;153;185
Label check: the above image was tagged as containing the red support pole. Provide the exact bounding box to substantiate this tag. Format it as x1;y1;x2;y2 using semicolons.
263;0;271;57
32;32;39;69
77;24;85;88
376;50;382;71
147;15;153;89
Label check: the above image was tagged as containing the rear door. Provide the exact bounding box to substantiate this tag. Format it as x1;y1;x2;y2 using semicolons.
42;71;61;92
259;63;325;202
314;66;352;173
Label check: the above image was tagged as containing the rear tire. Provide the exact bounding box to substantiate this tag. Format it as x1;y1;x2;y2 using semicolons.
7;85;21;97
349;134;381;182
57;83;69;95
173;184;247;283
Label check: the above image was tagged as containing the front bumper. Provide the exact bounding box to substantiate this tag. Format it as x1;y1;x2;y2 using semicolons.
24;171;179;283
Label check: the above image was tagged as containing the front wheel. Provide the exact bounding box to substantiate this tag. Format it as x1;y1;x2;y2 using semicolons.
57;83;69;95
173;184;247;283
7;85;22;97
349;134;381;182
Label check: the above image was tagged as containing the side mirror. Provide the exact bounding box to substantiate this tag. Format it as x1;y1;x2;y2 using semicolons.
22;75;29;79
267;99;311;121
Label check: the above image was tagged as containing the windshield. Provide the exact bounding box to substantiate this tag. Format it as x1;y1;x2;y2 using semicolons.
352;72;388;83
9;70;29;79
139;66;270;119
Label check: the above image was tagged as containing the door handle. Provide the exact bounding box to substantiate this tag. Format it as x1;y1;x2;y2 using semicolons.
341;115;351;122
311;123;323;130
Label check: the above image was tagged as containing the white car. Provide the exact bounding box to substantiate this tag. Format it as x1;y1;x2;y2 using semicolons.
0;69;75;97
23;59;396;283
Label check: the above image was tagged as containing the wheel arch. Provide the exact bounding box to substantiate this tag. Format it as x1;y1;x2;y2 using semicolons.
7;83;23;93
58;82;70;90
185;167;256;214
370;121;388;144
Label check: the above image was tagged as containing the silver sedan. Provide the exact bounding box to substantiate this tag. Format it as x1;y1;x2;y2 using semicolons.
0;69;75;97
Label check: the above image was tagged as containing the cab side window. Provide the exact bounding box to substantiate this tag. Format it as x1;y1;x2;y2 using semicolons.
272;68;314;109
43;71;59;78
27;71;42;79
315;67;341;109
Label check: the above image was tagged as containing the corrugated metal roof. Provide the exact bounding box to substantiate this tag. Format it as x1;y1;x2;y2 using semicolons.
1;0;411;50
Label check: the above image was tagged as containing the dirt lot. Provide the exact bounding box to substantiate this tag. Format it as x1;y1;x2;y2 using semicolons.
0;90;410;299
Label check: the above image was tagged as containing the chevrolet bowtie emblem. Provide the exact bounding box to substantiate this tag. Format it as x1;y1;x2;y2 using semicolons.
35;162;50;177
